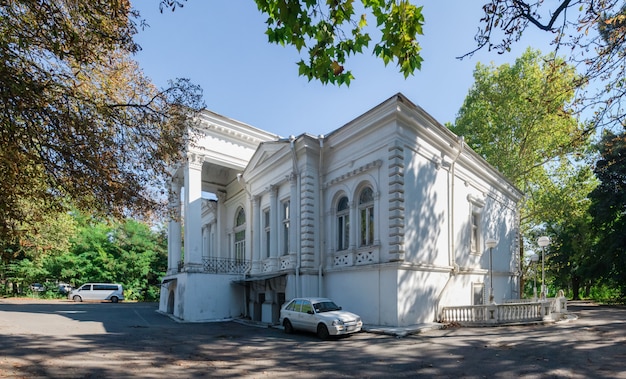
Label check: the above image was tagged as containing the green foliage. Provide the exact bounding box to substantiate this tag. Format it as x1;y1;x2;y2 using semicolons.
0;0;204;244
254;0;424;85
1;213;167;301
450;48;592;229
449;48;598;298
587;284;623;304
471;0;626;131
589;131;626;297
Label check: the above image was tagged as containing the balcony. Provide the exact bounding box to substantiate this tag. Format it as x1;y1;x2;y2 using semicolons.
177;257;251;275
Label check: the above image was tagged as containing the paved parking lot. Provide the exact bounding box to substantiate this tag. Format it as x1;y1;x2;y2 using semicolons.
0;299;625;378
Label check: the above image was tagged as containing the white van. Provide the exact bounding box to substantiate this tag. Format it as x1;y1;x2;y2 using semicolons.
69;283;124;303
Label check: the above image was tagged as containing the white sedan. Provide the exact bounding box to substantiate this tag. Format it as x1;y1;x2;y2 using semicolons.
280;297;363;339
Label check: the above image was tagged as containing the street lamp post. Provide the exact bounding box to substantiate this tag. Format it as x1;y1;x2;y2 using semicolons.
537;236;550;300
486;238;498;303
530;254;539;300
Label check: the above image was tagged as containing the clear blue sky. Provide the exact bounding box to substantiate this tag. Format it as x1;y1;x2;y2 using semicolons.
131;1;551;138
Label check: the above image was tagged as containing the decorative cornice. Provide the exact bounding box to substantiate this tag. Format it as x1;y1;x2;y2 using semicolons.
324;159;382;188
201;121;265;145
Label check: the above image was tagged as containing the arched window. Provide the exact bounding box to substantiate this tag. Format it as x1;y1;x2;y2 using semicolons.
234;207;246;261
359;187;374;247
336;196;350;251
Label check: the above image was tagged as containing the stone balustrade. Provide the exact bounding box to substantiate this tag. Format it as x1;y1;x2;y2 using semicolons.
440;295;568;326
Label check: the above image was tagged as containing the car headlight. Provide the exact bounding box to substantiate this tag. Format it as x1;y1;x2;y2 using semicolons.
331;319;344;326
356;317;362;323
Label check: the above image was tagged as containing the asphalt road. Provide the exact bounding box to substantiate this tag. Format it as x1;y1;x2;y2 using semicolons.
0;299;625;378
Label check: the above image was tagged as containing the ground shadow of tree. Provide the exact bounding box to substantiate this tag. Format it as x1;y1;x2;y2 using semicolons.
1;302;626;377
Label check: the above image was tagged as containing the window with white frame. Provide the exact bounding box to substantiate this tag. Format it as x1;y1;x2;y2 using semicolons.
359;186;374;247
336;196;349;251
263;208;270;258
468;195;485;254
234;207;246;261
472;283;485;305
281;199;290;255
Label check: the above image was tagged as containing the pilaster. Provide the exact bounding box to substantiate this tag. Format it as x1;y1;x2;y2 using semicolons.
183;154;204;272
167;180;182;275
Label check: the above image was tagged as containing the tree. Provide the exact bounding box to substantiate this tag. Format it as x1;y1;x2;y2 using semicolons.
160;0;425;85
1;0;204;243
450;49;592;226
588;131;626;297
468;0;626;130
449;48;595;296
43;215;168;301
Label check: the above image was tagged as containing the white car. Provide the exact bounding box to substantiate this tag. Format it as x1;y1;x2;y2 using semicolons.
280;297;363;339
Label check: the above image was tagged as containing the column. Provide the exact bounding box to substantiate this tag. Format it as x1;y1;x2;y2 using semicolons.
167;180;181;275
269;185;278;258
216;191;226;258
183;154;204;272
252;195;262;273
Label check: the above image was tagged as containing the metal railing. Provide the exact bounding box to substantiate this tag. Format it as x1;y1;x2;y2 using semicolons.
202;257;250;274
176;257;251;274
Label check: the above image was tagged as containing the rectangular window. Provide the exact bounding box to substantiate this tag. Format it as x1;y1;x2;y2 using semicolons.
337;215;349;251
282;200;290;255
471;211;480;253
468;195;485;255
473;283;485;305
360;206;374;246
235;230;245;262
263;209;270;258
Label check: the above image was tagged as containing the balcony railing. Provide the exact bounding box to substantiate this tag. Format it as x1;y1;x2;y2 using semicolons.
177;258;251;275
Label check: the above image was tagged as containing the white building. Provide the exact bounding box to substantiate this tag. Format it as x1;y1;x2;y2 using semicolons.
159;93;523;326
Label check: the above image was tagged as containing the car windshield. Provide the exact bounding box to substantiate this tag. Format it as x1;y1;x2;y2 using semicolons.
313;301;341;313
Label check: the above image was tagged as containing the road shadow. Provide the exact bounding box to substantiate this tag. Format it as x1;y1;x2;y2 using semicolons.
0;300;624;378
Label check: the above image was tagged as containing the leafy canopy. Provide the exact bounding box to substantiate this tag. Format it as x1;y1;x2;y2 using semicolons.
0;0;204;243
468;0;626;131
588;131;626;296
161;0;425;86
450;48;594;230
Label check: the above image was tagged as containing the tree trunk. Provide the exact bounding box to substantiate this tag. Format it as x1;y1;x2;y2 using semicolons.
571;275;581;300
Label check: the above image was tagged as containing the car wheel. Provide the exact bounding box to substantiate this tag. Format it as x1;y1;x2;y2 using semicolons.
110;296;119;303
317;324;330;340
73;295;82;302
283;319;294;334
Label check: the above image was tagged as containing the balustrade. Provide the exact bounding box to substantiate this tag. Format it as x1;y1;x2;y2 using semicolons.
440;297;568;325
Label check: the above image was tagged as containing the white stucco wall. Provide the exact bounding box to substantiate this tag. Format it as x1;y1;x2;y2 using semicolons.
403;147;449;267
176;273;245;322
324;267;399;326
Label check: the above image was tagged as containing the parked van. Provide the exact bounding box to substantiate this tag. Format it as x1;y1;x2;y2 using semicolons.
69;283;124;303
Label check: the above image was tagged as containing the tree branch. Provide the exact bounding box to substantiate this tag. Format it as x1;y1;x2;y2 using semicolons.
512;0;572;31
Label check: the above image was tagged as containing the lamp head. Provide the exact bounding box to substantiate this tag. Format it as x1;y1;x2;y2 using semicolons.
537;236;550;247
485;238;498;249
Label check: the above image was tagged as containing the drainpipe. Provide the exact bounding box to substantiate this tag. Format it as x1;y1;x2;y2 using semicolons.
289;136;301;297
317;135;325;297
434;135;464;320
